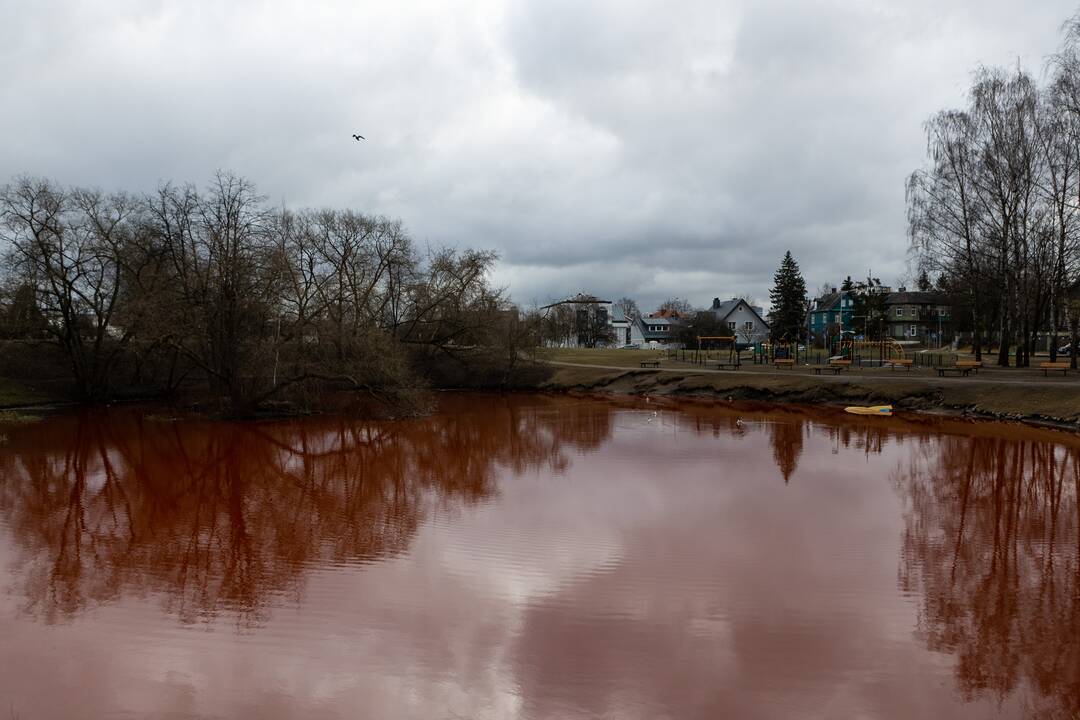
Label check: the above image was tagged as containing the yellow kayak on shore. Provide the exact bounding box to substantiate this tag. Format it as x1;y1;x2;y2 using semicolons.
844;405;893;416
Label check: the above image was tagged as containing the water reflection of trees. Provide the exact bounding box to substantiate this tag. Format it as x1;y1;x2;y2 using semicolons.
0;395;612;626
897;436;1080;718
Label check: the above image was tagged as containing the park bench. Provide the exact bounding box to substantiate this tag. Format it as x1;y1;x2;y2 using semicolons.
715;362;741;371
956;360;982;374
828;359;852;371
1040;361;1070;376
639;360;661;368
937;366;972;377
813;366;843;375
773;359;795;369
886;359;914;371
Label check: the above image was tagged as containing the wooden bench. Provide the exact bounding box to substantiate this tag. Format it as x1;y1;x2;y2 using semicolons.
639;360;661;368
813;366;842;375
937;367;971;377
715;362;741;371
1040;361;1070;376
773;359;795;369
956;360;982;374
829;359;852;371
886;359;914;371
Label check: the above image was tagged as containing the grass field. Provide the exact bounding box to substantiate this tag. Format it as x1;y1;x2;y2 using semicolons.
0;377;54;407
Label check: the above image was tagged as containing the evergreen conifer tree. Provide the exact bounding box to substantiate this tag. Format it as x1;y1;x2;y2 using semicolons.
768;251;807;341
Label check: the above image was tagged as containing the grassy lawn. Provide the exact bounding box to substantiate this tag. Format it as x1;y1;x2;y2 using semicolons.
541;347;668;368
0;377;53;407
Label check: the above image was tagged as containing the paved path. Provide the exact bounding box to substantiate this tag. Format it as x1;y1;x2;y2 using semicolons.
547;360;1080;390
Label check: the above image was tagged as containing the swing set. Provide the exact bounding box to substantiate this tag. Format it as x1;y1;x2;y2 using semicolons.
836;338;905;366
697;335;741;369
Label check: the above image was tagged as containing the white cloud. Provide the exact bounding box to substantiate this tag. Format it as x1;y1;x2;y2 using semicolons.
1;0;1076;310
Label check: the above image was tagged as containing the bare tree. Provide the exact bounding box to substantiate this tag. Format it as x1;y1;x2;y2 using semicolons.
0;177;152;398
615;296;639;319
658;297;693;317
2;172;537;412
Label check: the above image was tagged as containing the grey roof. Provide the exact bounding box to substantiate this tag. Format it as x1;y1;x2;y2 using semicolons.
712;299;739;318
634;315;677;339
812;292;842;311
711;298;770;328
884;291;946;305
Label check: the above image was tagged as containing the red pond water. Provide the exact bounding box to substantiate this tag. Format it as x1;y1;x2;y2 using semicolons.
0;393;1077;719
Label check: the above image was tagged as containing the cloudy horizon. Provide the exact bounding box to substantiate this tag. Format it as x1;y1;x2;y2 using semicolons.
3;0;1077;311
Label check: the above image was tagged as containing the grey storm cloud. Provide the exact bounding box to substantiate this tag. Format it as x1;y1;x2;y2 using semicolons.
1;0;1076;310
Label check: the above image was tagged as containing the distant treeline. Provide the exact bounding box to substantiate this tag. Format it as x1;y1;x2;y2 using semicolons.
907;11;1080;366
0;172;544;413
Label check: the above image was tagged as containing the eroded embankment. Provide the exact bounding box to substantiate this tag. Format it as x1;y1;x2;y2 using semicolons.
543;366;1080;430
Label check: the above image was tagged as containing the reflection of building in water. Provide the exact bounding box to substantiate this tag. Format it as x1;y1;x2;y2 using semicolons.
897;437;1080;719
0;395;615;626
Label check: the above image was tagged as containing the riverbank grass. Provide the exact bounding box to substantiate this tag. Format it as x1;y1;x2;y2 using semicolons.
0;378;50;407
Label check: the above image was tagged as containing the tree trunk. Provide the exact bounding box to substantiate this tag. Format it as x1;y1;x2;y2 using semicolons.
1050;295;1059;363
996;301;1010;367
1071;315;1079;371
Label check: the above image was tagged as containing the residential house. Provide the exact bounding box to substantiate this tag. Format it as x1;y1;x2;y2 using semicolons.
809;288;855;340
611;302;632;346
629;313;682;347
709;298;770;346
884;290;951;344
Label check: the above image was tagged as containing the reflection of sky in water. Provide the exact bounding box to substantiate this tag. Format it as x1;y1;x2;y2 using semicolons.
0;395;1075;719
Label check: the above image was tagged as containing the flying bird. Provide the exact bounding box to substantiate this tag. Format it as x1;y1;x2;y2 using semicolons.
352;134;365;141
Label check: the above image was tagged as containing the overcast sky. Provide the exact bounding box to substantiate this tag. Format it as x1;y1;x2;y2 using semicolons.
2;0;1077;310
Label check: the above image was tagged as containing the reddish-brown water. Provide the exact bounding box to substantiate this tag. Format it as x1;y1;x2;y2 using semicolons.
0;394;1077;719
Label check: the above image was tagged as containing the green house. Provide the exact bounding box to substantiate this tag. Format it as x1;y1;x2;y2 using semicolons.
809;290;855;339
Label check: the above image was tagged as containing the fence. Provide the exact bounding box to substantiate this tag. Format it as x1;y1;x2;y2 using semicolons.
664;346;960;368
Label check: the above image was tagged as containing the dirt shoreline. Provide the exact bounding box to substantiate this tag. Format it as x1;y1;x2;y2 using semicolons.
4;361;1079;433
542;364;1080;432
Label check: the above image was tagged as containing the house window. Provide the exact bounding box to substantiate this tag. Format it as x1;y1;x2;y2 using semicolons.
909;325;917;337
744;321;753;330
727;321;736;330
895;308;902;317
937;308;946;317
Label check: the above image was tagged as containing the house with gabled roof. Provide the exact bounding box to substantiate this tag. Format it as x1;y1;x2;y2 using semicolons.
709;298;770;345
629;313;682;347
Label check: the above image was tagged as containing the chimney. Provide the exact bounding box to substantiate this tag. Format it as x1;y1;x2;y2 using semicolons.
711;297;721;309
831;287;837;294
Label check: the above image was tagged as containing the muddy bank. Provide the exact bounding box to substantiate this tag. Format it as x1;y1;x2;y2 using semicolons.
542;365;1080;431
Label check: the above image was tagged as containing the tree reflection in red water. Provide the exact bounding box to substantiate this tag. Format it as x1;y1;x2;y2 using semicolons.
897;433;1080;719
0;395;607;626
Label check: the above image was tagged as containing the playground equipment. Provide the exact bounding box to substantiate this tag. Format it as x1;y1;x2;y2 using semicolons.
755;338;798;364
837;338;905;365
697;335;740;367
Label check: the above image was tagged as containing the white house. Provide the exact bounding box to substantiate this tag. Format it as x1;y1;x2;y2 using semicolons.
630;315;678;349
710;298;770;345
611;303;632;346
